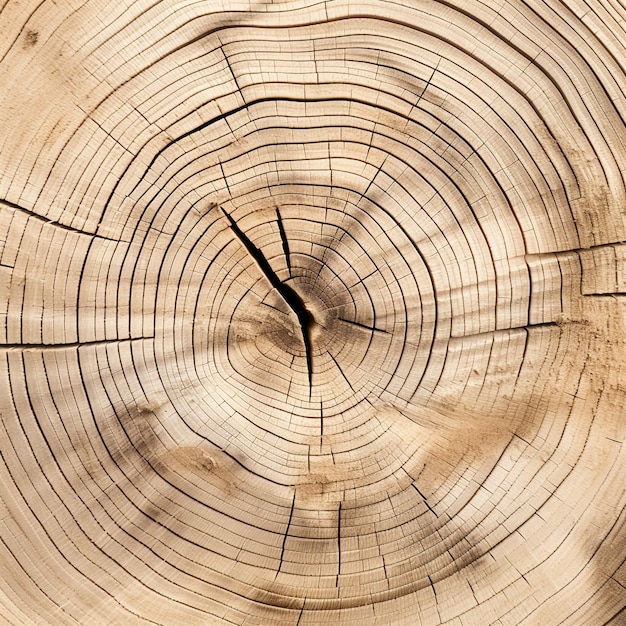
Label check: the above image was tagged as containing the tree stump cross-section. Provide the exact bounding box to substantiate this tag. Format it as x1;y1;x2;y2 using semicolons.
1;0;626;624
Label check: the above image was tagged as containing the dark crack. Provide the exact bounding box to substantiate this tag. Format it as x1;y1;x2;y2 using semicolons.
276;208;292;277
222;207;315;395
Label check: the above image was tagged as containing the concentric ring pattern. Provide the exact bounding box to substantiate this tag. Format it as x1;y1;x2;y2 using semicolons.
1;0;626;624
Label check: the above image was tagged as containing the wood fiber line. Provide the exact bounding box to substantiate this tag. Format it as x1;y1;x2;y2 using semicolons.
1;0;626;624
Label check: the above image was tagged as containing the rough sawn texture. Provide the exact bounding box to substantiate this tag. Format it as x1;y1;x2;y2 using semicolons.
1;0;625;624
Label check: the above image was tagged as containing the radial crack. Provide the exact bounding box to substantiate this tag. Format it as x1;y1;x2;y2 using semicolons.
336;501;342;587
412;483;436;516
276;491;296;578
337;317;389;334
222;208;315;394
0;198;119;241
276;208;292;277
0;337;153;351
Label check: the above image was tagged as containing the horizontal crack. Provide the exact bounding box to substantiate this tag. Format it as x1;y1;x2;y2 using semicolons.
0;337;153;350
0;198;121;241
448;321;558;341
337;317;390;334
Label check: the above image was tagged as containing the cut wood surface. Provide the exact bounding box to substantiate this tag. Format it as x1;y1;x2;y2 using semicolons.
1;0;626;624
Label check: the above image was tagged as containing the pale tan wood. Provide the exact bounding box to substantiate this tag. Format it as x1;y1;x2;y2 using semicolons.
1;0;626;624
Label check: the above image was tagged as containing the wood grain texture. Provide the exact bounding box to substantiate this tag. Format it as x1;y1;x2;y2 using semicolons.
1;0;626;623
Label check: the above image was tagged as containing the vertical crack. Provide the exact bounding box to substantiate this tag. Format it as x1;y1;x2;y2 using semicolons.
276;491;296;578
222;207;315;395
336;501;342;587
276;208;292;277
